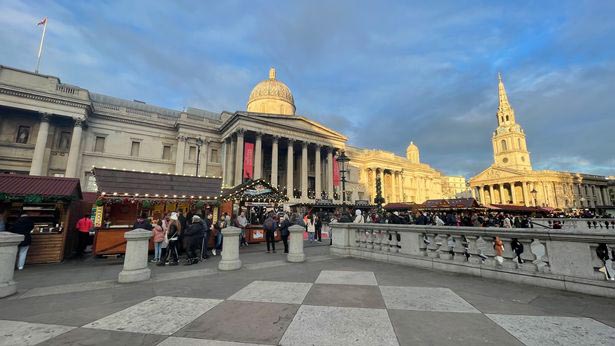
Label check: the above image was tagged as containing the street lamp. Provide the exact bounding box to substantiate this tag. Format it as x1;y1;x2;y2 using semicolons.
336;151;351;203
530;188;538;207
188;136;204;176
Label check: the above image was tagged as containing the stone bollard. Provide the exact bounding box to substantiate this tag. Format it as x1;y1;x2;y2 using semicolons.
287;225;306;263
118;229;152;283
218;226;242;271
0;232;24;298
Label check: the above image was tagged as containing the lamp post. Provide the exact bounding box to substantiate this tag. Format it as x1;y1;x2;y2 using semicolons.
530;188;538;207
336;151;350;204
186;137;204;176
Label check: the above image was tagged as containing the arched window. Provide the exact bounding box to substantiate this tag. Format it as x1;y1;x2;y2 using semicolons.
517;138;521;149
506;115;509;121
501;140;507;151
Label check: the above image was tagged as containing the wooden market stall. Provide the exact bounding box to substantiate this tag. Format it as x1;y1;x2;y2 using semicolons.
219;179;288;244
0;174;83;264
420;198;484;212
91;168;222;255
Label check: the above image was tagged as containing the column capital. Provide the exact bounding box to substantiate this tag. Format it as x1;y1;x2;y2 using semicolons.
73;118;85;128
302;141;308;149
40;112;51;122
177;135;187;142
287;138;295;145
255;131;263;139
271;135;280;143
236;128;246;137
314;143;323;149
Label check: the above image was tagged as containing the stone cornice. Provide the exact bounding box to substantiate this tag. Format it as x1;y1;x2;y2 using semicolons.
0;85;91;111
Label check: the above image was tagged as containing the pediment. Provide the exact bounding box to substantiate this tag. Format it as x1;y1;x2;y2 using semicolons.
470;166;524;183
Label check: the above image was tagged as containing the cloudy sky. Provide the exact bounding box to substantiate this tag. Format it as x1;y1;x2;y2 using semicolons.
1;0;613;178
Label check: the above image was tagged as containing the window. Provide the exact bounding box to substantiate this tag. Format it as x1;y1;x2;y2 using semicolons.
210;149;219;163
501;140;507;151
58;131;71;151
130;141;140;157
517;138;521;149
188;146;196;161
94;136;105;153
16;126;30;143
503;157;509;163
162;145;171;160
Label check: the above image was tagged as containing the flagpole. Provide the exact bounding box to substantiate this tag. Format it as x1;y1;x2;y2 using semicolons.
35;18;47;74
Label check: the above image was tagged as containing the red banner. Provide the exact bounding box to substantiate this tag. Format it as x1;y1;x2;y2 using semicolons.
243;142;254;180
333;157;340;187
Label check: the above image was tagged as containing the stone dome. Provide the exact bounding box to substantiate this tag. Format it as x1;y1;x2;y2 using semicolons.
406;141;420;164
247;67;296;116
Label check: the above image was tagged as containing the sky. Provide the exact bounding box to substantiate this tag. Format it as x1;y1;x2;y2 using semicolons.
1;0;614;178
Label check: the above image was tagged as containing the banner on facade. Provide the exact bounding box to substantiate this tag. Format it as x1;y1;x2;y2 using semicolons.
333;158;340;186
243;142;254;179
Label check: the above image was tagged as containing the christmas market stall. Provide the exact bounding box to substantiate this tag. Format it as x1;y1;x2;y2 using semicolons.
91;168;222;256
0;174;83;264
421;198;485;212
219;179;288;244
487;203;550;216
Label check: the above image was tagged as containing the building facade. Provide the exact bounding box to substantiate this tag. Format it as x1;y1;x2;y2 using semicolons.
0;65;460;205
469;74;611;209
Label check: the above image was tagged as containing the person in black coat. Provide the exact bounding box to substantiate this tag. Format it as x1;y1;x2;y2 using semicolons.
279;214;291;253
11;214;34;270
184;215;204;265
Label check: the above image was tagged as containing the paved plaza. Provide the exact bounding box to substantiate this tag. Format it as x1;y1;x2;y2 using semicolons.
1;244;615;345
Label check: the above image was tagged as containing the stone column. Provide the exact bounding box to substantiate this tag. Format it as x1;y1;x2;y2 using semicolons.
0;232;24;298
234;130;245;185
522;182;530;206
201;139;209;177
602;187;611;206
221;139;228;184
510;183;517;204
479;186;486;205
29;113;50;176
253;132;263;179
326;148;334;199
118;229;152;283
287;225;306;263
286;139;294;200
218;226;242;270
398;171;404;201
65;118;84;178
301;141;308;200
488;185;494;205
271;136;279;187
175;135;186;175
595;185;603;206
228;137;236;185
498;184;504;204
315;144;322;198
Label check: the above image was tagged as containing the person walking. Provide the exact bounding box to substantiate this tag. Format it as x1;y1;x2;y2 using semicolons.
263;212;277;253
314;214;323;242
10;214;33;270
306;214;316;242
152;220;165;263
237;211;249;247
279;214;291;253
75;213;94;257
200;213;213;259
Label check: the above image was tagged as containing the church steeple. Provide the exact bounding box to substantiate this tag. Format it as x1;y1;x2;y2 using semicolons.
491;73;532;170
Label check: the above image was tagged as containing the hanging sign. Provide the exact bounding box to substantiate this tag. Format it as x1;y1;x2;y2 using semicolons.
333;158;340;187
94;206;104;227
243;142;254;179
245;184;272;196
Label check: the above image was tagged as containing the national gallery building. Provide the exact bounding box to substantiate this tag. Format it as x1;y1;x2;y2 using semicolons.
0;65;464;205
469;75;612;210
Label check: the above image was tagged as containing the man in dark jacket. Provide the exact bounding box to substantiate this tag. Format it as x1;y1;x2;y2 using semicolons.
132;213;152;230
263;213;277;253
184;215;204;265
11;214;34;270
279;214;291;253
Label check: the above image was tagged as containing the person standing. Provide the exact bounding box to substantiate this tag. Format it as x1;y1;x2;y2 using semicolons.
237;211;249;247
183;215;204;265
11;214;33;270
279;214;291;253
306;214;316;242
353;210;365;224
263;212;277;253
314;215;323;242
75;213;94;257
165;212;181;265
133;213;153;231
152;220;165;263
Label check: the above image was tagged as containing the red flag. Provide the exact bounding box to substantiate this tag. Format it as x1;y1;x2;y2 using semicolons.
243;142;254;180
37;17;47;26
333;158;340;187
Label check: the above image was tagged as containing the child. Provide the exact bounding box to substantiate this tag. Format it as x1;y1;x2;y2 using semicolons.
152;220;165;263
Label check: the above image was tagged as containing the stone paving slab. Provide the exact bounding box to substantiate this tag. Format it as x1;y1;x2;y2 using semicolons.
486;314;615;346
315;270;378;285
0;320;74;346
37;327;166;346
380;286;481;313
303;284;386;309
158;338;266;346
227;280;312;304
83;296;222;335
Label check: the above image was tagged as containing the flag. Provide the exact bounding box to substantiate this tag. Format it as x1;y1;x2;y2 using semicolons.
243;142;254;180
37;17;47;26
333;158;340;187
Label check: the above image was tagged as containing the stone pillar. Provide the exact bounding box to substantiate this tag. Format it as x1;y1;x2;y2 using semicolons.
65;118;84;178
479;186;486;205
498;184;504;204
326;148;334;199
510;183;517;204
286;139;294;200
254;132;263;179
287;225;306;263
29;113;50;176
595;185;603;206
218;226;242;270
234;130;245;185
221;139;228;184
301;142;308;200
398;171;404;201
228;137;236;185
118;229;152;283
488;185;494;205
315;144;322;198
390;171;396;202
201;139;209;177
0;232;24;298
522;182;530;206
175;135;186;175
271;136;279;187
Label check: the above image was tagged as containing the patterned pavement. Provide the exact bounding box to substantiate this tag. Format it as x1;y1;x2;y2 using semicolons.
2;269;615;345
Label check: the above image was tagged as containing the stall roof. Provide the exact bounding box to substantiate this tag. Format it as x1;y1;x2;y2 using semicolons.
384;202;420;211
488;204;549;213
93;168;221;199
422;198;483;210
220;179;287;202
0;174;82;199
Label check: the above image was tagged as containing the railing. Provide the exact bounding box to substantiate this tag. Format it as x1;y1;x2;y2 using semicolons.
56;84;79;96
330;223;615;297
532;218;615;230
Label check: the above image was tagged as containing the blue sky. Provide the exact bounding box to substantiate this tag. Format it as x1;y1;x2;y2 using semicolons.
1;0;614;178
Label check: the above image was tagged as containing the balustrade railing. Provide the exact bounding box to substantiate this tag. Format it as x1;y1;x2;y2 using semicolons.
331;223;615;297
532;218;615;230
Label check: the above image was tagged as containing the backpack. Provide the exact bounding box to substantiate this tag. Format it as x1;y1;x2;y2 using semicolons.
264;218;275;231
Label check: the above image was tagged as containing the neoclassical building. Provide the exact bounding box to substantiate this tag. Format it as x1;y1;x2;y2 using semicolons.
469;74;611;209
0;64;459;205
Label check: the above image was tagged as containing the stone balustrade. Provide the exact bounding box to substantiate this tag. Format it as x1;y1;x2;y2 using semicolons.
532;218;615;230
330;223;615;297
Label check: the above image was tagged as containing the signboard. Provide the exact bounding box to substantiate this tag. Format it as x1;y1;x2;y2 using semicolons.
93;206;104;227
355;200;370;206
245;184;272;196
316;199;333;205
253;229;264;239
243;142;254;179
245;202;272;207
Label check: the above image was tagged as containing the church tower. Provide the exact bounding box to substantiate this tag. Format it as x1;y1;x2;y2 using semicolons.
492;73;532;170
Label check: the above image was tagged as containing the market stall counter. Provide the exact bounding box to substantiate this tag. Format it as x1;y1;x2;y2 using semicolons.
91;168;222;256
